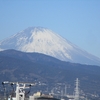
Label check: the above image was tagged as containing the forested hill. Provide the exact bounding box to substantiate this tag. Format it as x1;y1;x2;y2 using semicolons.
0;49;100;94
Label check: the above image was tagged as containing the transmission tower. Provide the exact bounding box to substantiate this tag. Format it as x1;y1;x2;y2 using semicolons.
74;78;80;100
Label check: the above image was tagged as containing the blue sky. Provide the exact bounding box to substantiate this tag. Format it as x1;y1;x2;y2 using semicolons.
0;0;100;58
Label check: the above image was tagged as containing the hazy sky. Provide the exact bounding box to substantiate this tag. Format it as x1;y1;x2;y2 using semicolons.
0;0;100;58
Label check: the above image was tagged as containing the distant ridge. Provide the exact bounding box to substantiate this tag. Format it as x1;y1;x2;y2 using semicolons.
0;49;100;94
0;27;100;66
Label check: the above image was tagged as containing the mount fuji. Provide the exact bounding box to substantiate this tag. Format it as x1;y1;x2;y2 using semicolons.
0;27;100;66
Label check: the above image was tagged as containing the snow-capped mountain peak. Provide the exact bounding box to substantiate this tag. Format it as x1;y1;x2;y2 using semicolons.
0;27;100;66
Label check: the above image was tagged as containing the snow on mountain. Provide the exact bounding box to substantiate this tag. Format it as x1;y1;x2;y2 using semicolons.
0;27;100;66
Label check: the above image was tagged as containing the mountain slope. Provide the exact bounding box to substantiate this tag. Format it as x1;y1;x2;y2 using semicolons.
0;27;100;65
0;50;100;94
